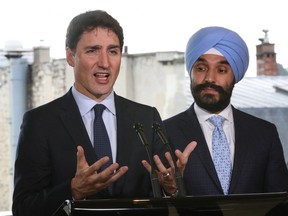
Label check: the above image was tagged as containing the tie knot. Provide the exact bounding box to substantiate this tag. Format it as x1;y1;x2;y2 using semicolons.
208;115;225;128
94;104;106;118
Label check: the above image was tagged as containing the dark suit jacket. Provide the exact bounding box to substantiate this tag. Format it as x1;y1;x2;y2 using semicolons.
12;89;166;216
164;103;288;196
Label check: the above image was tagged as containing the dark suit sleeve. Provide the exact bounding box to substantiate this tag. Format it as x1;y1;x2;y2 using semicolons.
11;93;85;216
232;110;288;194
12;109;74;216
265;124;288;192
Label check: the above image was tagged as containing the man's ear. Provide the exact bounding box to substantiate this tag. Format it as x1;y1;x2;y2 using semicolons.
66;47;75;67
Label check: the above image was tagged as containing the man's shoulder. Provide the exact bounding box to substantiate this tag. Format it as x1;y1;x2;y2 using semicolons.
115;94;155;110
164;107;194;125
232;107;275;128
25;91;72;115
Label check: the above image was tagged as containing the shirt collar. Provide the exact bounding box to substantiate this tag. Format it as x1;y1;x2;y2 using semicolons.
194;102;233;124
72;85;116;116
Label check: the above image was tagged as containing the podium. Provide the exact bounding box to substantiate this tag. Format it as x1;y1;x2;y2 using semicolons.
53;192;288;216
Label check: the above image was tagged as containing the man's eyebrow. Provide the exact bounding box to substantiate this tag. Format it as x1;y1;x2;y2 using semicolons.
195;57;230;65
195;57;206;62
84;44;120;49
108;44;121;49
218;60;230;65
84;45;101;50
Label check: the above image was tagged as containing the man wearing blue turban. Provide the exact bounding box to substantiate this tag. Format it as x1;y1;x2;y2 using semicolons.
163;26;288;200
185;26;249;83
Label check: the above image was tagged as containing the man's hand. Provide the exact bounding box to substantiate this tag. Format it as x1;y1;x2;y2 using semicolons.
174;141;197;175
71;145;128;200
142;141;197;195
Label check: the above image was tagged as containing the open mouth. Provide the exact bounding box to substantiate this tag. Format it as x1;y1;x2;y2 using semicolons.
94;73;109;77
94;73;110;81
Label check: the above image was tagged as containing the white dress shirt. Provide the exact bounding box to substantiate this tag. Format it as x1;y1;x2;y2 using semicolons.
72;85;117;163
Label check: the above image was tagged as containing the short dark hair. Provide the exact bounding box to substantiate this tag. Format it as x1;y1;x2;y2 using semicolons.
65;10;124;53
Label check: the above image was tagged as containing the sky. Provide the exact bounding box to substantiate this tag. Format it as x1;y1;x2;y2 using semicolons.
1;0;287;77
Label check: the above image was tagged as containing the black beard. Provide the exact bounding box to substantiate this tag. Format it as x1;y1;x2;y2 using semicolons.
191;82;234;113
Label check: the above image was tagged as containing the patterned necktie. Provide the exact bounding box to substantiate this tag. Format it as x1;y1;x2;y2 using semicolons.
93;104;113;194
208;115;232;195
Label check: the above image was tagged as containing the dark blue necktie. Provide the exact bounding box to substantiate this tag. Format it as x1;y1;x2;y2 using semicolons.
93;104;113;168
209;115;232;195
93;104;113;194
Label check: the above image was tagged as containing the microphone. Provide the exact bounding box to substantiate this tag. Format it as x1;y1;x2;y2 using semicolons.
152;122;187;197
133;123;162;198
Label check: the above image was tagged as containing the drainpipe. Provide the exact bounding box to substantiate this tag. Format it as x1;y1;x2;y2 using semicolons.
5;50;29;192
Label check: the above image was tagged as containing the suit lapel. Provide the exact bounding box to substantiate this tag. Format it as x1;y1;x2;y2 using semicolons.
184;105;222;191
112;94;134;193
229;108;249;193
59;89;97;165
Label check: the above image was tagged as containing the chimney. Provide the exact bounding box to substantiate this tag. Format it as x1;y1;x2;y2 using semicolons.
33;45;50;63
256;30;278;76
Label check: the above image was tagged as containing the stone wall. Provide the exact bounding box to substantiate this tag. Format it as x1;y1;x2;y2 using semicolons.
0;55;73;211
0;64;12;210
29;59;70;109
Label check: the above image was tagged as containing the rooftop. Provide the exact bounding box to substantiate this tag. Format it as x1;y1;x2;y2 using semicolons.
232;76;288;108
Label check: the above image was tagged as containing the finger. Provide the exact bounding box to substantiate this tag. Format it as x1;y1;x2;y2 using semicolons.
175;141;197;171
99;161;120;176
142;160;152;173
182;141;197;157
164;151;175;170
88;156;113;175
153;155;169;174
175;141;196;162
95;165;129;189
109;166;129;182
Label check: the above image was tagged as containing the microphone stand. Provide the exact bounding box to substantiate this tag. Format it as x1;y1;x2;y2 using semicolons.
152;122;187;197
133;123;162;198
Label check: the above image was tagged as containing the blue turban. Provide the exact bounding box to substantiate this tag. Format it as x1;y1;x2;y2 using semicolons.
185;26;249;83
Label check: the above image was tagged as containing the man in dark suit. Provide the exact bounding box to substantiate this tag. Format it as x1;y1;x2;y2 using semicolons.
164;26;288;196
12;10;173;216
